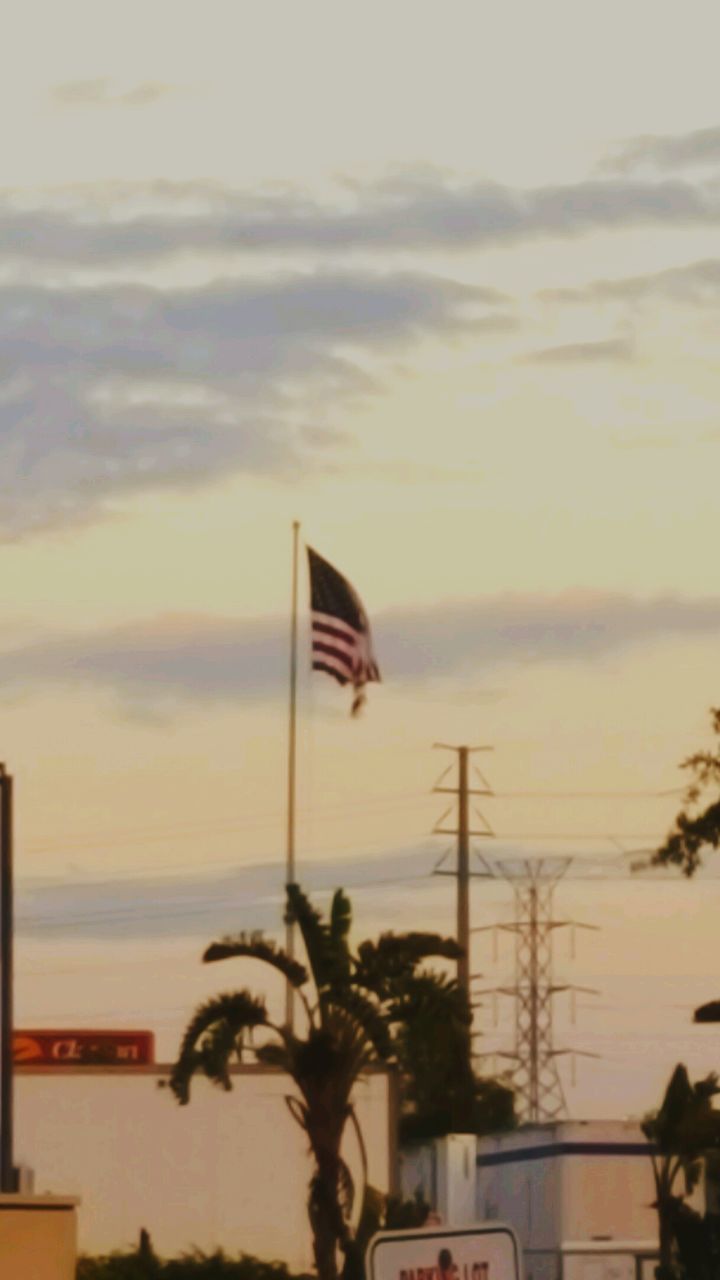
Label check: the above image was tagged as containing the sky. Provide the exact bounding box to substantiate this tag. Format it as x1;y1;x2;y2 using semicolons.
4;0;720;1123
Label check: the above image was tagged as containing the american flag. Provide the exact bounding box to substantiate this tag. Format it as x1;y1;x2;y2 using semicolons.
307;546;381;715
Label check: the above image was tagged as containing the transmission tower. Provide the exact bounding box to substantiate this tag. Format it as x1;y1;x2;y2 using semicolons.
476;856;598;1123
430;745;609;1120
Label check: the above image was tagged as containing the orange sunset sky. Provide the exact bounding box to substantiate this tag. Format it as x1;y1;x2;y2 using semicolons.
3;0;720;1118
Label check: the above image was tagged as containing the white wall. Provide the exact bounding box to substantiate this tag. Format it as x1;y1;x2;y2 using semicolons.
435;1136;477;1226
476;1122;660;1253
16;1064;395;1268
558;1130;657;1244
476;1148;562;1251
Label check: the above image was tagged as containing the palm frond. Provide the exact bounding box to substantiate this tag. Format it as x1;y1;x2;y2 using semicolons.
169;990;268;1104
286;883;343;995
327;988;393;1062
200;1018;246;1094
329;889;352;981
302;1009;380;1099
355;932;462;994
204;935;309;989
644;1064;720;1162
286;1017;373;1110
388;970;470;1027
293;1026;345;1086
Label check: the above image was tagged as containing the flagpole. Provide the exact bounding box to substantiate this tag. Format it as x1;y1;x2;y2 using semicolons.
285;520;300;1030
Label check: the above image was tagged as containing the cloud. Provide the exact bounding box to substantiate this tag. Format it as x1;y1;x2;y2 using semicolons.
3;592;720;708
611;433;681;451
603;126;720;174
0;271;496;537
539;258;720;307
523;336;634;363
17;846;440;940
614;423;720;450
0;171;717;267
51;80;177;107
16;831;665;941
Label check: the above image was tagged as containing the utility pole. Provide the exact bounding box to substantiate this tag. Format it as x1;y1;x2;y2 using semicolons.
0;765;14;1191
285;521;300;1031
433;744;494;1003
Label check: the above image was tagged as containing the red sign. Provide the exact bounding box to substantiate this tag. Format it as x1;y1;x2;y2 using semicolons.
13;1030;155;1066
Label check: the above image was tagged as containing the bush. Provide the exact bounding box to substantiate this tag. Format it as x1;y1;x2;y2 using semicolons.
76;1235;314;1280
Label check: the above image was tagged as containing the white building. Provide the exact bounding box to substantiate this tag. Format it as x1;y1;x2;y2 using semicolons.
401;1122;669;1280
15;1062;397;1268
477;1122;661;1280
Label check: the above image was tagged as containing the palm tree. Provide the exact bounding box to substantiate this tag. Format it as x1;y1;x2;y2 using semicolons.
352;932;514;1142
169;884;464;1280
642;1064;720;1278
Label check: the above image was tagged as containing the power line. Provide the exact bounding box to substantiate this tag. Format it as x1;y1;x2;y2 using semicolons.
15;830;667;890
17;834;441;886
15;871;432;931
15;784;680;857
490;788;682;799
18;791;433;855
12;824;720;935
486;832;666;841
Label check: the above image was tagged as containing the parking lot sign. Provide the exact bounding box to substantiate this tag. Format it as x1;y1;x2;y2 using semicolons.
367;1225;522;1280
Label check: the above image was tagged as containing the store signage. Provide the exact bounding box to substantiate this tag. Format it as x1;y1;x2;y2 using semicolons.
13;1030;154;1065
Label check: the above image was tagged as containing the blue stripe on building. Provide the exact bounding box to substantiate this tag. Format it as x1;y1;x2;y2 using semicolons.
477;1141;655;1167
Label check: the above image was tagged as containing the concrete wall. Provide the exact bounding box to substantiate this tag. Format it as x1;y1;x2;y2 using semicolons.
16;1064;395;1268
0;1196;77;1280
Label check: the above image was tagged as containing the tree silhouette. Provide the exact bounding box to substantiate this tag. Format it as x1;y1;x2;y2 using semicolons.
642;1064;720;1279
169;884;499;1280
654;708;720;878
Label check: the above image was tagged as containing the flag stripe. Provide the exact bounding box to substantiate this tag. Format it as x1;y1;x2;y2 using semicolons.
312;660;350;687
312;619;359;647
311;612;359;643
312;640;356;673
312;627;358;660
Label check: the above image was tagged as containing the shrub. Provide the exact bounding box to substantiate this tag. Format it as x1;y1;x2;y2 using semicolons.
77;1237;314;1280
